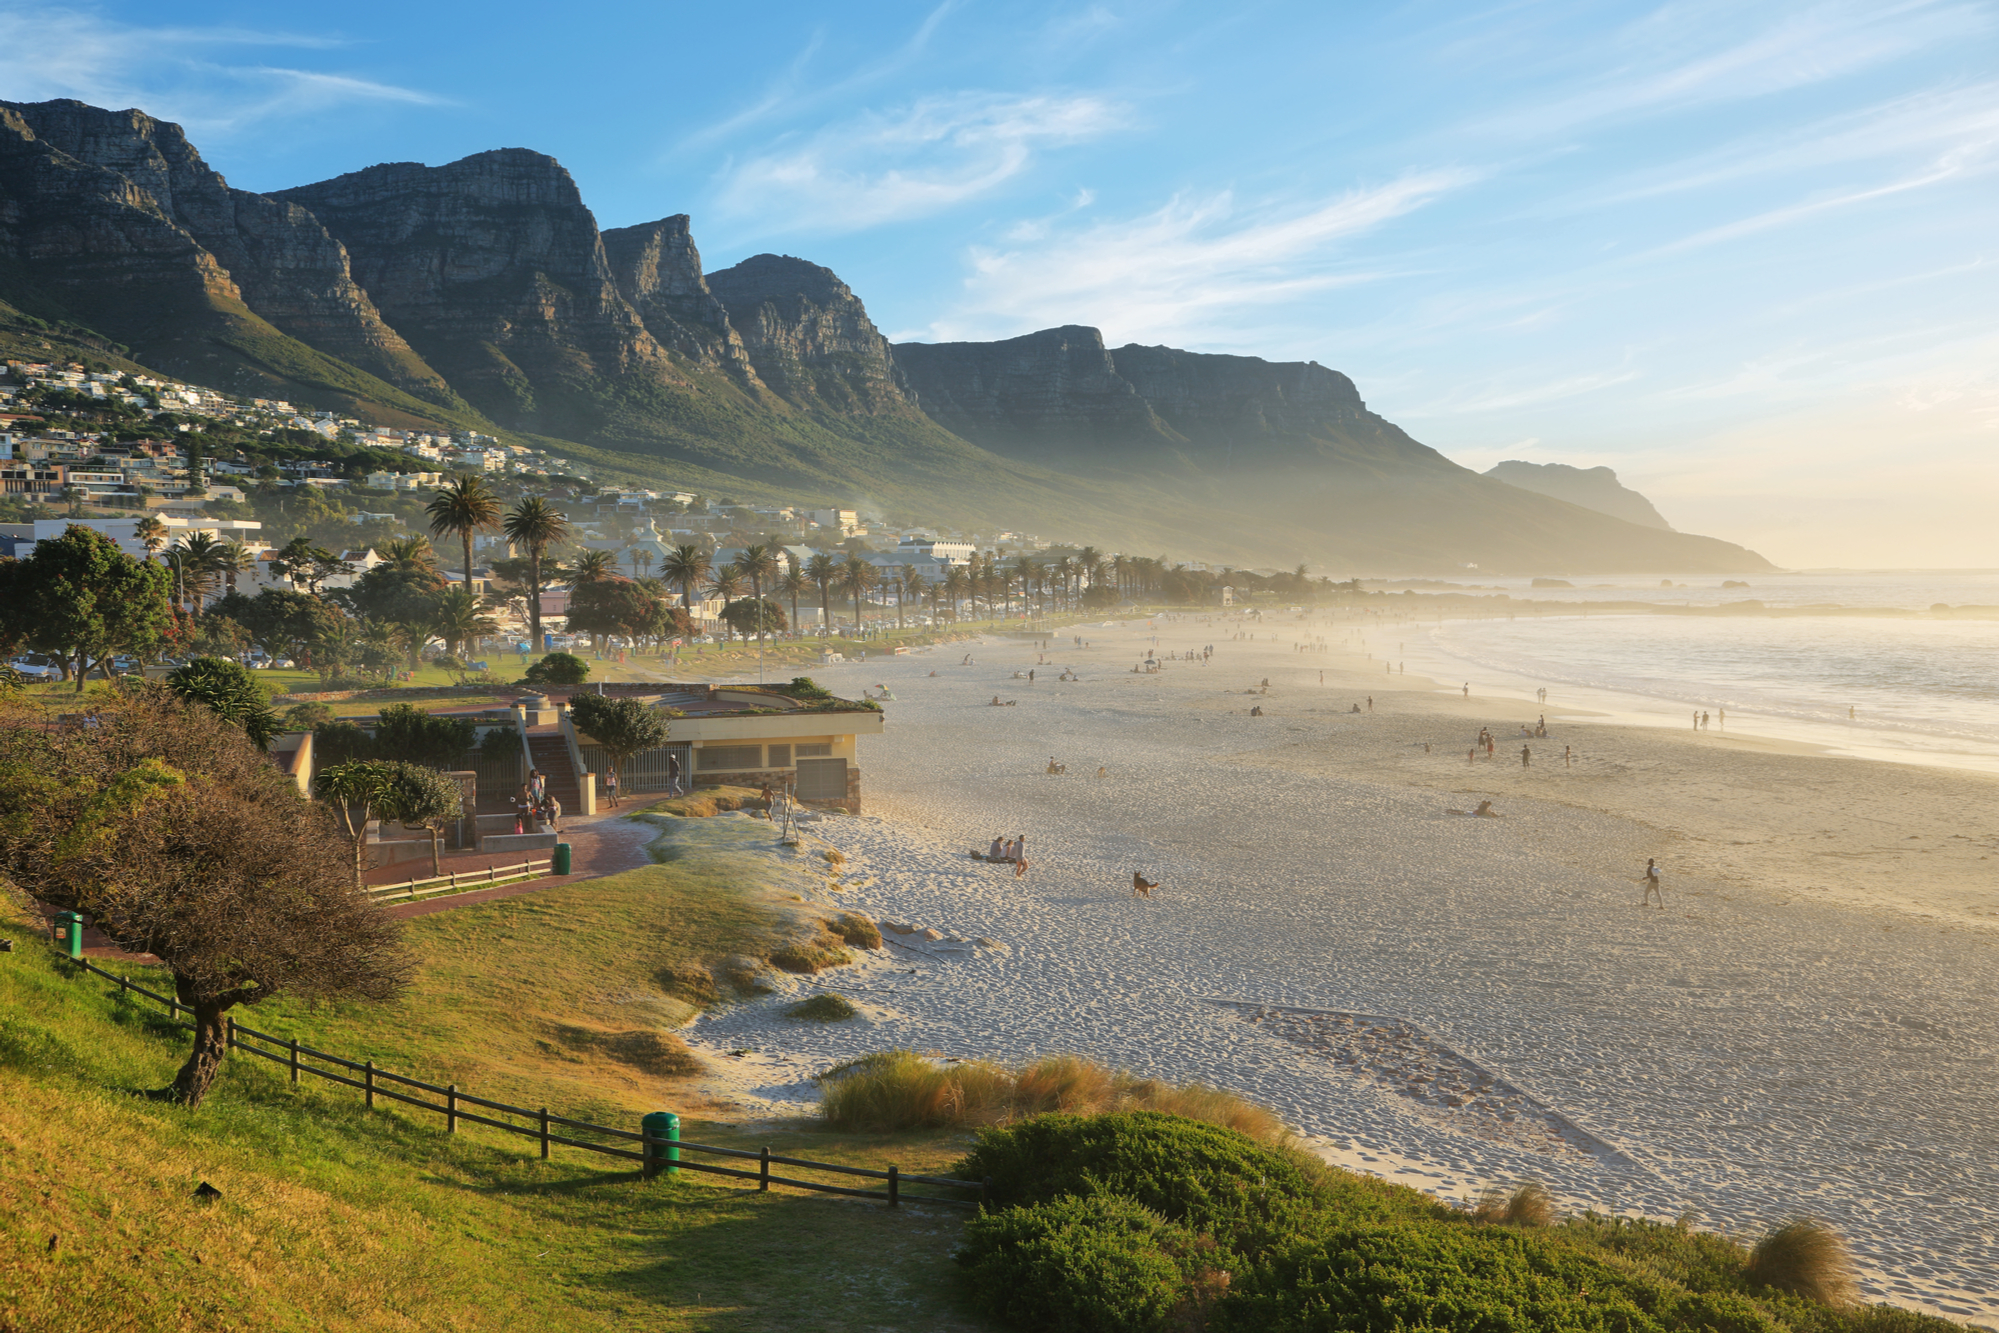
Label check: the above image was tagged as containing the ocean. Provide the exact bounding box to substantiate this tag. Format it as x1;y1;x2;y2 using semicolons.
1395;571;1999;771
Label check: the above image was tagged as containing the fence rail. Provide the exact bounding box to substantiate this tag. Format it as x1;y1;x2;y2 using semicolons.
366;858;554;902
62;955;984;1211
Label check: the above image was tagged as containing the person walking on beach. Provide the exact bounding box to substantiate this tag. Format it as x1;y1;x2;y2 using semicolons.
1641;858;1664;907
1520;745;1531;767
1692;712;1700;731
1014;835;1029;878
1564;745;1572;768
1463;682;1469;698
1701;711;1710;731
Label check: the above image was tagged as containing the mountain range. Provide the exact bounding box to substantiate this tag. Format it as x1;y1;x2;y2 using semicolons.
0;99;1771;574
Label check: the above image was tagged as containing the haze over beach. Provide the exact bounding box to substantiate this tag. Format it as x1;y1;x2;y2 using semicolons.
0;2;1993;1331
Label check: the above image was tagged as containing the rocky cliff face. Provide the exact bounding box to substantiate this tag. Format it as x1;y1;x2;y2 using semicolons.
276;150;684;436
0;105;245;343
1484;460;1674;530
891;325;1161;444
705;254;915;414
601;215;760;388
3;99;453;403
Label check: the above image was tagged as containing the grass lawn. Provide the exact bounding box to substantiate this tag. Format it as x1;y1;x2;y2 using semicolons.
0;813;999;1332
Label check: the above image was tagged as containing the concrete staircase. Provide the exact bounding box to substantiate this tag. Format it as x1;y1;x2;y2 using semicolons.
525;731;584;814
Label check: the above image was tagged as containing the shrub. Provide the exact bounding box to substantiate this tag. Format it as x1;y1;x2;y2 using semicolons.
165;656;279;748
1472;1180;1558;1227
786;993;857;1021
284;701;335;730
715;955;774;996
958;1195;1213;1333
829;912;880;949
522;652;588;687
655;962;717;1006
788;675;832;699
1746;1219;1857;1307
1015;1054;1117;1114
822;848;845;866
554;1025;703;1077
957;1113;1341;1259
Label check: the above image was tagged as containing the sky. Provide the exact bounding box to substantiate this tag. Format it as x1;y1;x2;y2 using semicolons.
1;0;1993;568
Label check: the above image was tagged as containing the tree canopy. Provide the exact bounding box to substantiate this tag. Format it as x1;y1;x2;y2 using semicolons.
165;656;281;749
0;525;175;690
568;694;669;807
0;691;410;1106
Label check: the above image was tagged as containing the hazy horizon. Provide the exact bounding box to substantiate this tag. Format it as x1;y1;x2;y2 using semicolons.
0;0;1992;568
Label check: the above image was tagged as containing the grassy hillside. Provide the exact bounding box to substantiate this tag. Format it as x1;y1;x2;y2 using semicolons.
0;815;996;1332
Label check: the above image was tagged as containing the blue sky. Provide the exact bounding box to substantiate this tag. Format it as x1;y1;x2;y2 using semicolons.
2;0;1993;566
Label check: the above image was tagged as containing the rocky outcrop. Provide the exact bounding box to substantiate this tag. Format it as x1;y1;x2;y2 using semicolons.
3;99;453;403
891;325;1162;446
276;150;684;436
1484;460;1673;530
705;254;914;414
601;215;760;387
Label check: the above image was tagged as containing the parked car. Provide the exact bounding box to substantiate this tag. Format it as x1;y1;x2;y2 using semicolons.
9;654;60;680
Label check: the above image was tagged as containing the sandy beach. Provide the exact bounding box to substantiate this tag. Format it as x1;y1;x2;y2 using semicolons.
671;615;1997;1323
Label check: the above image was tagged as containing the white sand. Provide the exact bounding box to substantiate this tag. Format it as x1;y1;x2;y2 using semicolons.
675;618;1997;1322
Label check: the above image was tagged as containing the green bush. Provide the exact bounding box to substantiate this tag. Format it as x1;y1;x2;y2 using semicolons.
785;993;856;1021
958;1195;1214;1333
787;675;832;699
522;652;589;687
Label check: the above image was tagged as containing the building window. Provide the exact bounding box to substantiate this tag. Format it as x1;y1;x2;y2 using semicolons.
697;745;763;771
795;743;832;758
766;744;792;768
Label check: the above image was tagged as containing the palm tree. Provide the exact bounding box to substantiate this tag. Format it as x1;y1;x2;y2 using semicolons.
378;534;438;571
218;541;257;598
134;514;168;560
630;547;654;581
707;562;744;638
569;548;620;587
942;565;969;621
168;531;225;612
660;543;711;611
900;566;926;629
1051;557;1075;611
502;497;570;654
779;564;809;640
839;556;878;634
737;543;781;667
805;552;837;637
425;473;502;596
431;588;499;661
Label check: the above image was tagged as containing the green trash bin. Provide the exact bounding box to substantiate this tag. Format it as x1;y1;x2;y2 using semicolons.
641;1111;680;1178
52;911;84;960
552;842;572;876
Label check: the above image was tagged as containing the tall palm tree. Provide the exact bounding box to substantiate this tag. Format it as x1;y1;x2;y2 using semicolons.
779;564;809;640
942;565;969;621
706;562;743;638
134;514;168;560
1076;546;1101;603
630;547;654;581
839;556;878;634
660;543;711;610
217;541;257;598
168;531;225;612
805;552;837;637
502;497;570;654
425;473;502;595
737;543;781;664
1052;556;1075;610
568;548;620;587
900;566;926;629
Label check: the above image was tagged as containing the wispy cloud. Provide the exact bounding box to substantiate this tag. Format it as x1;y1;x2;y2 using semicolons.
712;91;1127;232
908;170;1474;346
0;3;446;133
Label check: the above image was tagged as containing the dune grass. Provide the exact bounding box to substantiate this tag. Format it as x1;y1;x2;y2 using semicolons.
1472;1179;1559;1227
785;993;858;1022
1749;1218;1861;1307
816;1049;1286;1142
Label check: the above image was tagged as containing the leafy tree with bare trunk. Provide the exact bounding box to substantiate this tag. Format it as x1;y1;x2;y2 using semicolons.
568;693;669;808
0;692;411;1106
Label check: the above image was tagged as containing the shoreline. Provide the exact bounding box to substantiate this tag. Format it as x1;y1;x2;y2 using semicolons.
675;615;1995;1322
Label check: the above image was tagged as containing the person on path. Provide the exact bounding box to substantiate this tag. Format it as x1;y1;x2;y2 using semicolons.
1463;682;1469;697
1367;696;1373;711
666;751;682;795
543;794;563;833
1564;745;1572;768
605;769;619;807
1641;858;1664;907
1014;835;1029;878
1693;712;1700;731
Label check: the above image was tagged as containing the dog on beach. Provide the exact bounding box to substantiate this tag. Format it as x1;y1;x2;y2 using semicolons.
1131;872;1158;898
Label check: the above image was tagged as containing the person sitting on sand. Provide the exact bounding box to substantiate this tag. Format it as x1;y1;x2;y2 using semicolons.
1132;872;1158;898
988;836;1005;861
1350;703;1362;714
992;695;1003;706
1446;800;1502;817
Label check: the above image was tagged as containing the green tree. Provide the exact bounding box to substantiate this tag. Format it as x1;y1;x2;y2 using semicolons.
0;694;410;1105
166;657;280;749
371;704;477;770
719;597;787;639
779;563;809;638
660;543;711;611
166;530;226;612
338;560;448;670
315;758;391;886
738;543;781;656
567;579;669;651
502;497;570;652
430;588;498;661
424;473;503;596
839;556;878;633
374;760;466;876
568;694;669;809
0;525;175;690
806;552;837;636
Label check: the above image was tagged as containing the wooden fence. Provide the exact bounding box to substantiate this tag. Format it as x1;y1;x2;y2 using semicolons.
367;858;553;902
62;955;985;1211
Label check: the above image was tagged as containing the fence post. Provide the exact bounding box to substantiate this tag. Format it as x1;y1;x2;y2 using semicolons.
365;1060;376;1109
119;974;128;997
759;1147;770;1191
539;1108;550;1160
447;1085;458;1135
225;1017;235;1051
289;1038;299;1085
887;1165;899;1208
